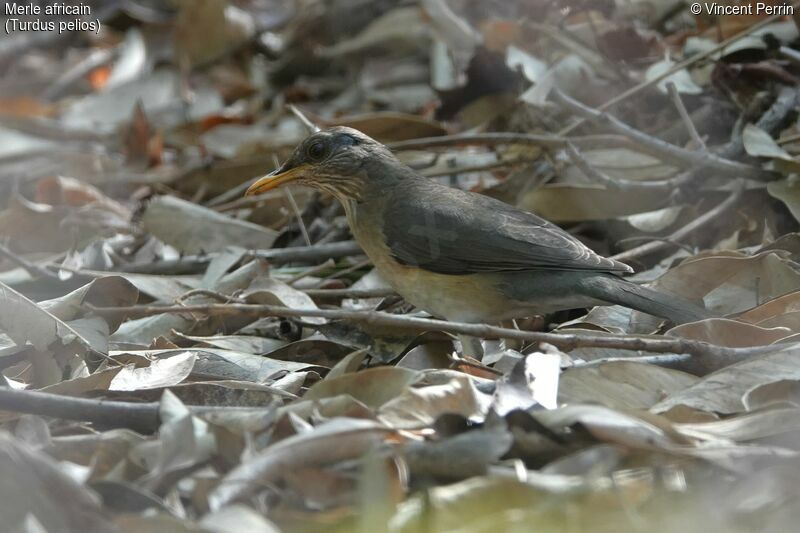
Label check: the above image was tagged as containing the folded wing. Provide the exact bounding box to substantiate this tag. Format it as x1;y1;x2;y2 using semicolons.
382;181;632;276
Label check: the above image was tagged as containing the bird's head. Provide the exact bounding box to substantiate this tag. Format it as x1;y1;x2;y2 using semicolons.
245;127;395;202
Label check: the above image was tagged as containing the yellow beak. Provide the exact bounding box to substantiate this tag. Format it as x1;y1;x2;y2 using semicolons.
244;164;310;196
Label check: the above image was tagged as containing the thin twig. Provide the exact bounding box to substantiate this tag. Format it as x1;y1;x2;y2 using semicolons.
111;241;364;275
41;48;117;101
313;257;372;287
614;236;695;255
272;152;312;246
285;188;312;246
565;142;693;191
553;89;770;179
421;156;540;178
0;242;60;280
666;81;706;151
288;259;335;285
0;388;278;434
212;190;286;212
611;182;744;262
571;354;693;371
176;289;246;304
559;4;800;134
388;133;638;152
780;45;800;65
302;287;397;300
288;104;320;133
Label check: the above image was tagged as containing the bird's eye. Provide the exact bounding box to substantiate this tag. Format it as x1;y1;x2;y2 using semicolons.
307;141;327;161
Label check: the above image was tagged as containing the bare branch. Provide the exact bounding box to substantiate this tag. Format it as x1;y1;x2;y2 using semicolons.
90;302;782;372
552;89;771;179
388;132;638;152
0;388;278;434
0;242;60;280
565;142;693;192
611;182;744;262
666;81;706;151
108;241;364;275
559;4;800;134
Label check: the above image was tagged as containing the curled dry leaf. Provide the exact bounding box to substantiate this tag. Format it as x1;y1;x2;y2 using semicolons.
319;7;429;58
666;318;794;347
652;343;800;415
243;277;325;325
0;434;116;533
111;348;313;383
648;251;800;316
109;351;197;391
304;366;421;409
209;418;393;510
379;373;490;429
0;281;96;386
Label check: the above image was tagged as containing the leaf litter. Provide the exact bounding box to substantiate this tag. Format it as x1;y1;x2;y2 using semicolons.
0;1;800;531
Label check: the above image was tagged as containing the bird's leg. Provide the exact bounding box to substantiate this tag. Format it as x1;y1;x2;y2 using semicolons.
458;334;485;360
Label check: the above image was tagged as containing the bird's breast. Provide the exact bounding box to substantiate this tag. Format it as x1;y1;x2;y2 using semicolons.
345;202;519;322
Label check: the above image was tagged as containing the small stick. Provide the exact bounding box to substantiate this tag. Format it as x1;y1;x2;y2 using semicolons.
666;81;707;151
389;133;635;151
89;301;776;370
303;287;397;300
0;242;60;281
611;182;744;262
288;104;321;134
42;48;118;101
176;289;246;304
288;259;335;285
271;151;312;246
614;236;695;255
553;89;769;179
0;388;278;434
559;3;800;134
565;142;693;192
285;188;312;246
110;241;364;275
313;257;372;287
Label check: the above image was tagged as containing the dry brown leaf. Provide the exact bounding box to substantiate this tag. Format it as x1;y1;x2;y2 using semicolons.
559;361;699;410
304;367;421;409
666;318;794;347
652;344;800;415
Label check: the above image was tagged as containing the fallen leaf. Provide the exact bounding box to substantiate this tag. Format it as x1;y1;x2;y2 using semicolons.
109;352;197;391
209;418;392;509
304;367;421;408
142;196;278;254
667;318;793;347
379;373;489;428
559;361;699;410
652;343;800;415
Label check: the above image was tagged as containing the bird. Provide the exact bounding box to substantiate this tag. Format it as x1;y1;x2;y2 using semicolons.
245;127;709;335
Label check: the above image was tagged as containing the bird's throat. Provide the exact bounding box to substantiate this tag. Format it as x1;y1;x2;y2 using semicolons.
341;197;359;227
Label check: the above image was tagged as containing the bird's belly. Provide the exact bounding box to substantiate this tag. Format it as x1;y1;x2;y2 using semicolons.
350;230;517;322
384;266;514;323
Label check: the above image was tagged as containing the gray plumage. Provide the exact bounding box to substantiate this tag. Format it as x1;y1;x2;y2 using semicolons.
383;178;632;275
258;127;710;325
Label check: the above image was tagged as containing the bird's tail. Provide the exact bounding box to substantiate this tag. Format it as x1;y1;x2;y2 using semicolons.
580;275;710;325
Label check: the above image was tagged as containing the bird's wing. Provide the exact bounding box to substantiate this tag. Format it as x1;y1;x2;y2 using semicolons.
382;181;631;276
